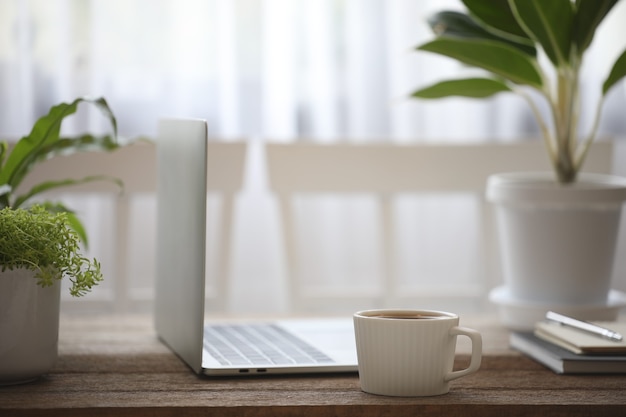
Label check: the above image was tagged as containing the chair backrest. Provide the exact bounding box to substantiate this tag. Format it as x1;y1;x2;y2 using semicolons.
17;140;247;312
265;141;613;313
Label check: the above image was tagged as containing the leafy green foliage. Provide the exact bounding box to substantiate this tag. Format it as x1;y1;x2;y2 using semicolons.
461;0;532;43
509;0;573;67
427;11;536;56
417;38;544;89
0;97;121;243
412;0;626;184
0;206;103;297
603;48;626;94
39;201;91;248
412;78;512;99
573;0;620;54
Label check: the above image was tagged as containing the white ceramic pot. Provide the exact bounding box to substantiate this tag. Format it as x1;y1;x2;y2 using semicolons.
0;268;61;385
487;172;626;327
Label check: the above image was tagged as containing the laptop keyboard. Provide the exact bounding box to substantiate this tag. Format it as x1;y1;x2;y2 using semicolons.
204;324;335;366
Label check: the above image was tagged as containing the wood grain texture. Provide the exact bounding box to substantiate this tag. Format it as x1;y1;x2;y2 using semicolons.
1;314;625;417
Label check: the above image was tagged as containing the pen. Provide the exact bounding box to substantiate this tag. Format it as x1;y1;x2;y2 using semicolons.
546;311;623;342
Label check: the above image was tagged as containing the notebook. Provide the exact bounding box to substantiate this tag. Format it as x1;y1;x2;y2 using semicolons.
535;320;626;355
153;118;358;376
510;331;626;374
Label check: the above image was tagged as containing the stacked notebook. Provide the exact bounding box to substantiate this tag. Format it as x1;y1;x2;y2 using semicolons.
510;320;626;374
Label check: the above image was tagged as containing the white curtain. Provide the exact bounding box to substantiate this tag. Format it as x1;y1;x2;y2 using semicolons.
2;0;626;313
4;0;625;141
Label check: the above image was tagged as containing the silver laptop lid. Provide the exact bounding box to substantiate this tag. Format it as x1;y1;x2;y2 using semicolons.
155;119;208;373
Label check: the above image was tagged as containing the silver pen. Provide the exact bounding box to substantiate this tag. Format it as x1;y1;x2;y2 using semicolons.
546;311;623;342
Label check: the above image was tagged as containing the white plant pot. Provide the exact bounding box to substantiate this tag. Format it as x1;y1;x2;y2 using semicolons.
487;172;626;328
0;268;61;385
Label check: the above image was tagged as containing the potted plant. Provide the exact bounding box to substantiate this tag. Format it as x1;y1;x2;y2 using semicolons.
411;0;626;328
0;97;120;384
0;97;121;243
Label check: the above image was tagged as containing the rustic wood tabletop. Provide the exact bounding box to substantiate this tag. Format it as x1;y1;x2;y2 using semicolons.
1;314;625;417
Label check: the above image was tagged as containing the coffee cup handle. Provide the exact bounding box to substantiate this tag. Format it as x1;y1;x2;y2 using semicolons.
444;326;482;382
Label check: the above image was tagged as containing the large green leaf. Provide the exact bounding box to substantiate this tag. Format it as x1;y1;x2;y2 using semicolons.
428;11;536;56
509;0;573;68
417;38;544;89
0;97;117;191
37;134;119;161
5;134;120;197
412;78;512;99
12;175;123;209
461;0;532;42
0;103;74;187
602;48;626;95
574;0;619;54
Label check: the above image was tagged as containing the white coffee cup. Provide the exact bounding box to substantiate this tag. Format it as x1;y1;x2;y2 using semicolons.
353;309;482;397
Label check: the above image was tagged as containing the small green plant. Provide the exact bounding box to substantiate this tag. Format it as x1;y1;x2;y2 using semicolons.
0;96;121;244
0;205;102;296
411;0;626;184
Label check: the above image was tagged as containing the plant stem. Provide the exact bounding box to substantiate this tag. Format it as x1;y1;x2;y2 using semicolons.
552;63;580;184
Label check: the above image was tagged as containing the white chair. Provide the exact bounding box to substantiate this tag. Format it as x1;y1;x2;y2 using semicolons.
18;140;247;312
265;141;613;313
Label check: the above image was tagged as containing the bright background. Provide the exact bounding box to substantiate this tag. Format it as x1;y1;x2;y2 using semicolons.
2;0;626;314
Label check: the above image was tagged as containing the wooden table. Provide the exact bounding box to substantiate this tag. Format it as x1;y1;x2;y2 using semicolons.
2;314;625;416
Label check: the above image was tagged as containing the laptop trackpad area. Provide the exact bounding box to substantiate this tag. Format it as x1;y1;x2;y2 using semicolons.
202;318;357;369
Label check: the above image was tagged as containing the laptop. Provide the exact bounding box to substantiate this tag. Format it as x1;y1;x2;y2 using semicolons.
154;118;358;376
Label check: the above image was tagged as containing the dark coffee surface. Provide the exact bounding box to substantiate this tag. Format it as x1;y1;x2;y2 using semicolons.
370;314;442;320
